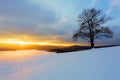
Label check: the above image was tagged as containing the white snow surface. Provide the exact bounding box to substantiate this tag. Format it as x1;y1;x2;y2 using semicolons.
0;46;120;80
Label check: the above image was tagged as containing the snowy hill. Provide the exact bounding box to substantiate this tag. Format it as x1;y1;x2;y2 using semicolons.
0;46;120;80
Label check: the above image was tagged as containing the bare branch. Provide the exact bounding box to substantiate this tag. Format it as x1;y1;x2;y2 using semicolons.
73;8;113;47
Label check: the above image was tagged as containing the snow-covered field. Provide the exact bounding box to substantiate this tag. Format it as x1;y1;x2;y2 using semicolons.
0;46;120;80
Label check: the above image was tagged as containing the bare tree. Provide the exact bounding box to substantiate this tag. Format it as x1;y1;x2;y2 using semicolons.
73;8;113;48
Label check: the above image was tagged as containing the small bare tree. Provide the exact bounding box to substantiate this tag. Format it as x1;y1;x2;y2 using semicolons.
73;8;113;48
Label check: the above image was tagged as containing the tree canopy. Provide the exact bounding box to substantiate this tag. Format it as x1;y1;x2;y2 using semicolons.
73;8;113;47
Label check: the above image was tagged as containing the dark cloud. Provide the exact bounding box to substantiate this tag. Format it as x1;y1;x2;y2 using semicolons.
0;0;58;23
0;0;62;36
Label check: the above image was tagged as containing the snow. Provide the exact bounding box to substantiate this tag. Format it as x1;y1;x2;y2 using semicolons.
0;46;120;80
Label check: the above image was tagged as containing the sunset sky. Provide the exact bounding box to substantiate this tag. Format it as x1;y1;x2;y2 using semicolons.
0;0;120;45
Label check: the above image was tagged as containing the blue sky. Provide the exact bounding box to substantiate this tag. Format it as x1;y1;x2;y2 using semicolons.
0;0;120;44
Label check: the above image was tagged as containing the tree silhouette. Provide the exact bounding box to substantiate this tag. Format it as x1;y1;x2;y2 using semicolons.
73;8;113;48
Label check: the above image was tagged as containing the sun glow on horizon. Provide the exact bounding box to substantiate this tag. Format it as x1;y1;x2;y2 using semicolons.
0;38;87;47
0;39;52;46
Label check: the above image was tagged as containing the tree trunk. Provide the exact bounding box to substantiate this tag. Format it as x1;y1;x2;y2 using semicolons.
89;25;94;48
90;37;94;48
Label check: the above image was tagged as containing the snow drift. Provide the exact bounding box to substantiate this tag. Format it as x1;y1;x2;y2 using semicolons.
0;46;120;80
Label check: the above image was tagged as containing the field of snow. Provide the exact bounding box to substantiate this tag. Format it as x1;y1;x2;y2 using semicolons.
0;46;120;80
